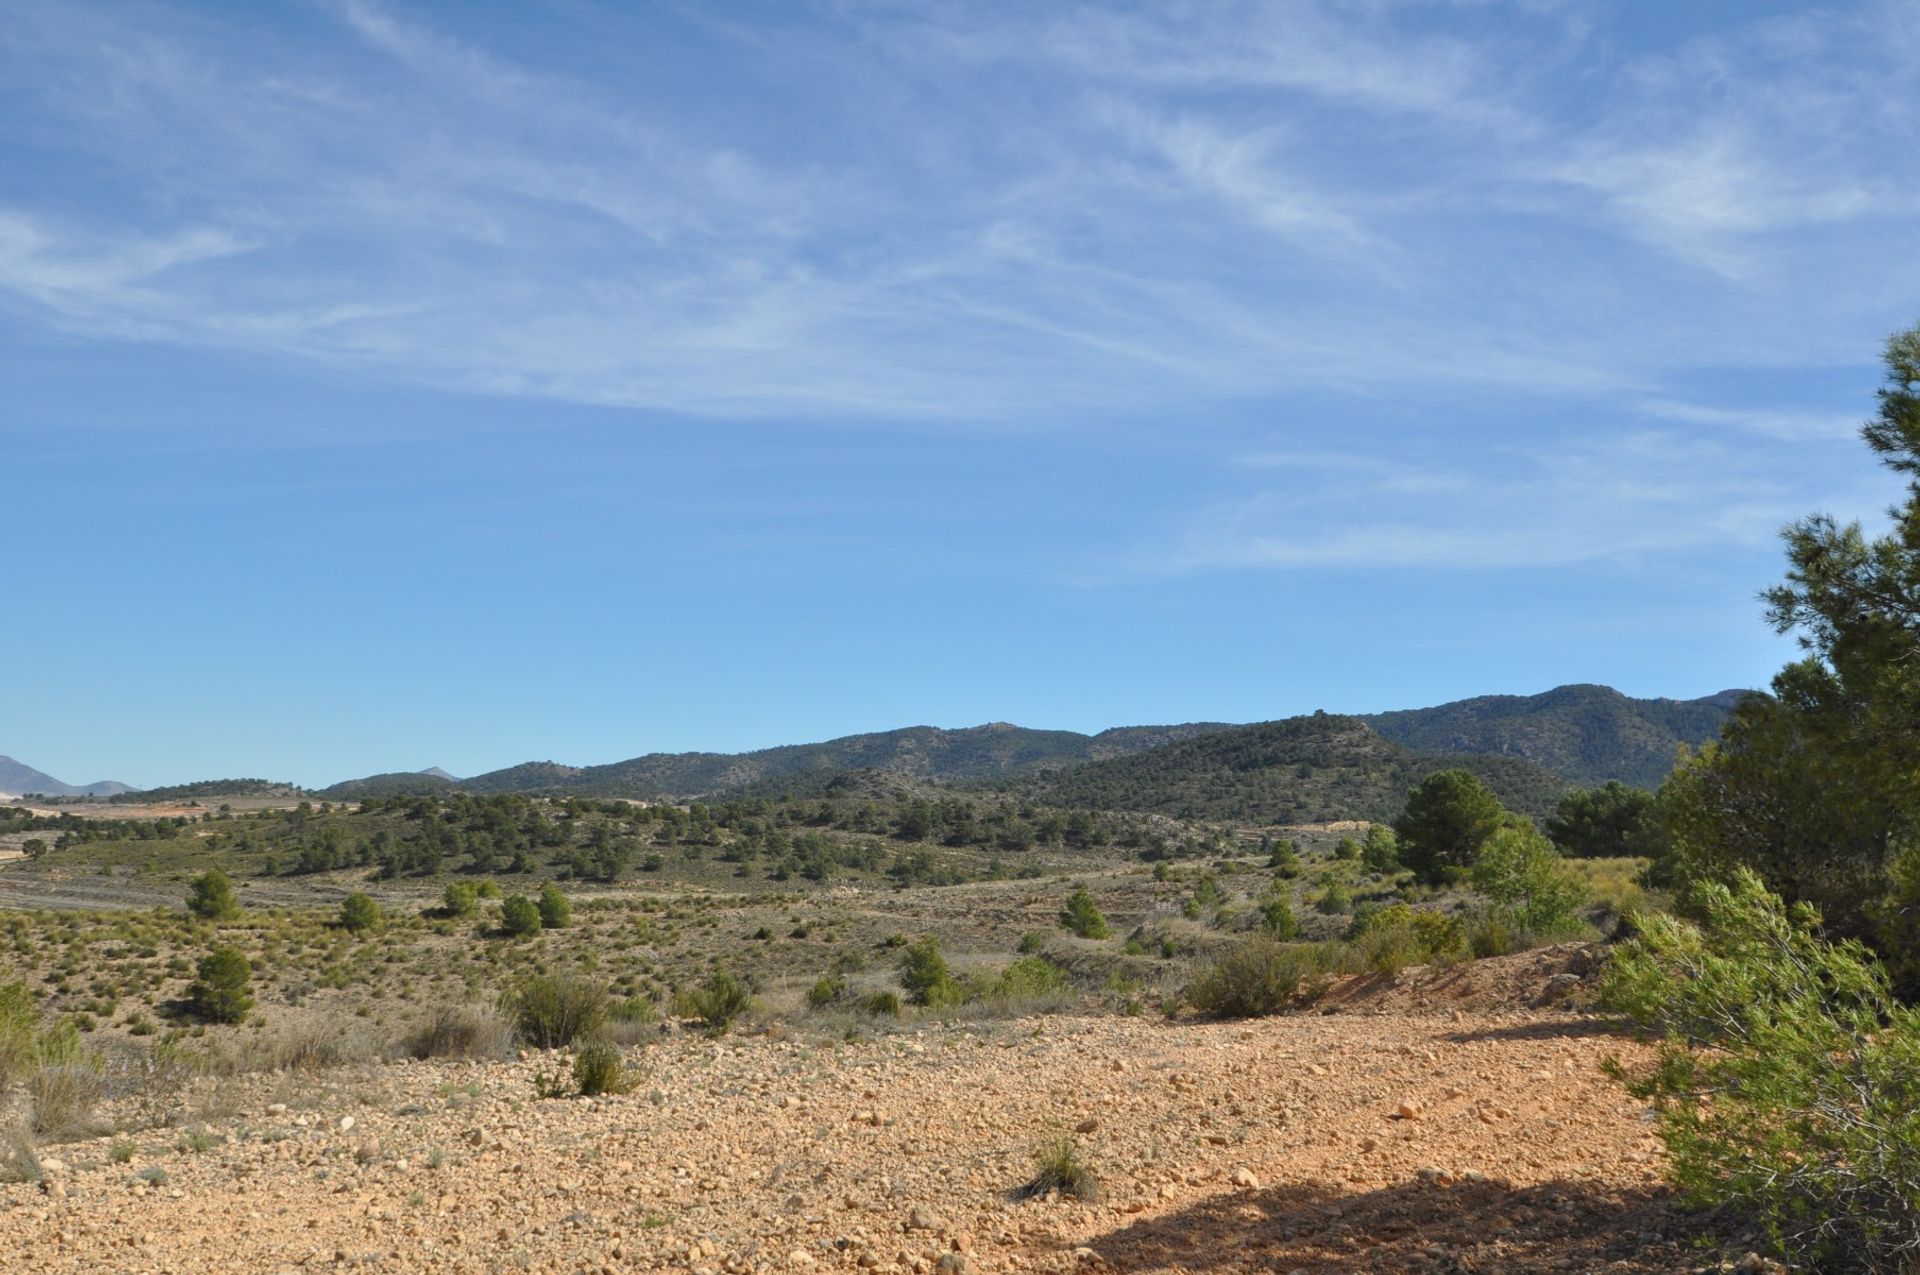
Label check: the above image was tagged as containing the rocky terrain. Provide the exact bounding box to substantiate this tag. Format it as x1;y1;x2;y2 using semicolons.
0;954;1700;1275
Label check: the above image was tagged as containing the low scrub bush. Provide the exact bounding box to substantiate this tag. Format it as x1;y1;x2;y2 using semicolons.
675;973;753;1034
1019;1135;1101;1202
338;893;381;933
499;895;542;937
864;990;902;1018
185;947;254;1024
1186;938;1329;1018
537;884;571;930
1600;869;1920;1272
405;1003;515;1060
805;976;846;1010
898;937;962;1008
572;1040;639;1097
27;1063;105;1141
510;975;607;1049
1058;887;1112;939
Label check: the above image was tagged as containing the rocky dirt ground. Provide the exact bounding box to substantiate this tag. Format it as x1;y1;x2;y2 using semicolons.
0;952;1714;1275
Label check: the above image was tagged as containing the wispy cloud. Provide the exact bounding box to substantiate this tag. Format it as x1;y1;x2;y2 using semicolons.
1147;429;1850;573
0;0;1913;426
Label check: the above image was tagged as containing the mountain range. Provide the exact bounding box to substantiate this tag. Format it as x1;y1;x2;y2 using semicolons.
315;684;1744;808
1359;683;1750;789
0;756;134;798
10;684;1750;816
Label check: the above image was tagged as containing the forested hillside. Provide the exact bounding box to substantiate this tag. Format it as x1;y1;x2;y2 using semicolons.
1361;684;1744;788
323;721;1231;801
1007;713;1574;823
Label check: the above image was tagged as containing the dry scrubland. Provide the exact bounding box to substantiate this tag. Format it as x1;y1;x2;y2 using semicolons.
0;799;1722;1274
1;953;1702;1275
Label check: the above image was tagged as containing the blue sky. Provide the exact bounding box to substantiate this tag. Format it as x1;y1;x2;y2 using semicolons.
4;1;1918;788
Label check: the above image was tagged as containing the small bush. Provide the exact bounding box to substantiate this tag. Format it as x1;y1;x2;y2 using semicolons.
898;936;960;1007
0;1121;39;1184
186;947;254;1024
675;973;753;1034
537;884;571;930
1019;1135;1101;1202
1471;824;1589;938
1259;896;1298;939
864;990;902;1017
806;976;846;1010
1016;931;1046;955
339;892;381;934
186;869;240;922
1334;836;1362;861
500;895;542;937
1187;938;1328;1018
1468;914;1514;958
510;975;607;1049
1059;887;1111;939
27;1063;105;1140
1317;882;1352;915
1362;824;1401;873
572;1040;638;1097
405;1003;515;1060
967;957;1070;1009
441;881;479;917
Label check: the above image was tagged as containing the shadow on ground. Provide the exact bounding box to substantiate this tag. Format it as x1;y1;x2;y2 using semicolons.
1441;1017;1628;1044
1082;1175;1694;1273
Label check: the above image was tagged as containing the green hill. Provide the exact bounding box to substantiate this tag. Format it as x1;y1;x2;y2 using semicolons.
328;722;1232;801
1359;684;1747;789
1006;713;1575;824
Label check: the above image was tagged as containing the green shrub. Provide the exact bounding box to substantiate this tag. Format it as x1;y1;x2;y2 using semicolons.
1186;938;1326;1018
186;870;240;922
185;947;253;1024
339;892;381;934
864;990;902;1017
1362;824;1400;873
500;895;542;937
1016;931;1045;955
1334;836;1362;861
1601;870;1920;1271
609;995;657;1024
1468;914;1514;958
1316;882;1352;915
441;881;479;917
537;884;571;930
805;976;846;1010
572;1040;637;1097
510;975;606;1049
1019;1135;1100;1202
28;1063;105;1140
970;957;1069;1005
404;1003;514;1060
1058;887;1111;939
899;936;960;1007
676;973;753;1034
1266;838;1299;874
1470;824;1589;937
1259;895;1298;939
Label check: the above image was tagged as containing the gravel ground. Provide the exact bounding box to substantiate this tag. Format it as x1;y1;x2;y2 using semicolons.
1;976;1698;1275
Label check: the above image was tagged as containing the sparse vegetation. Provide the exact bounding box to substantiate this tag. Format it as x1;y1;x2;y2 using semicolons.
510;975;606;1049
1019;1135;1100;1202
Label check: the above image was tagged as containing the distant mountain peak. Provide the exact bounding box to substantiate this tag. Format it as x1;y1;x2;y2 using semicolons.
418;767;459;781
0;755;136;798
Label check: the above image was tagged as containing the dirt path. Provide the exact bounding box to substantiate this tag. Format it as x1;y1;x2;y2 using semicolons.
1;1003;1688;1274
